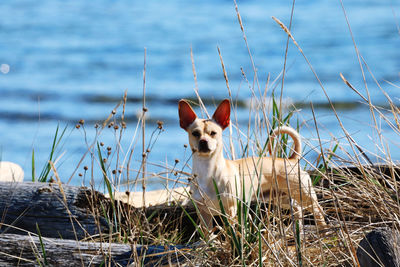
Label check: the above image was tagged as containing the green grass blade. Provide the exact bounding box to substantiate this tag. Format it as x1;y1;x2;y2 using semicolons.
181;188;206;240
37;124;68;182
182;202;206;241
38;124;60;182
212;179;242;258
313;143;339;185
97;142;113;201
36;223;48;266
32;149;36;182
295;220;302;266
97;142;118;233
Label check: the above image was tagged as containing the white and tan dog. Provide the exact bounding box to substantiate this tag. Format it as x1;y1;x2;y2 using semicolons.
179;99;326;230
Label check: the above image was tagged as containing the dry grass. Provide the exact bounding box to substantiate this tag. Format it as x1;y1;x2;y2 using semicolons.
68;73;399;266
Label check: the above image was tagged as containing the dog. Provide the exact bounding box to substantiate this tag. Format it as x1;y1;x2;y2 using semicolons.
178;99;327;231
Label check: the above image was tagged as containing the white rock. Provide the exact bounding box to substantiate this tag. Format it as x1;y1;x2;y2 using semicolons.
0;161;24;182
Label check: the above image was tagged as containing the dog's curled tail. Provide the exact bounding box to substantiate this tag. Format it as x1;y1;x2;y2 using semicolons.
268;126;302;161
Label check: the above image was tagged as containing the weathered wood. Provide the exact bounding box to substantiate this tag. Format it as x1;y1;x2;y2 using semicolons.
0;182;109;240
357;227;400;267
0;181;197;243
2;163;397;244
0;233;192;266
0;233;132;266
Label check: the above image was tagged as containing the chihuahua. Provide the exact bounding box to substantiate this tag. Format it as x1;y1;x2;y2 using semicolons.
179;99;326;230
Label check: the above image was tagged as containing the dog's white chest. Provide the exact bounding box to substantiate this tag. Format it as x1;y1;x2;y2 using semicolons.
190;157;234;211
191;159;219;196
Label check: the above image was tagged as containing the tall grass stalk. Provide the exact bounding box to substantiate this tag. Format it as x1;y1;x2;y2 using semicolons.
142;47;147;209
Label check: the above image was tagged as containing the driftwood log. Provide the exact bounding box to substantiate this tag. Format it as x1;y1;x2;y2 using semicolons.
0;181;109;240
0;233;132;266
0;182;194;266
0;233;191;266
1;164;398;240
0;181;197;242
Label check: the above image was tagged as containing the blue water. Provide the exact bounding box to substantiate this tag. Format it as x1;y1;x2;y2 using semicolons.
0;0;399;190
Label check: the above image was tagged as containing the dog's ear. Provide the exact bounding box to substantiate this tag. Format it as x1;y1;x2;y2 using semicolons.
179;100;197;130
212;99;230;130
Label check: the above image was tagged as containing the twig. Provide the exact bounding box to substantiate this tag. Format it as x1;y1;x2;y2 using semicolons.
190;47;209;118
142;48;147;209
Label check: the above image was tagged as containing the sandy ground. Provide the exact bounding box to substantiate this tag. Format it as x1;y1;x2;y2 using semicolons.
108;187;190;208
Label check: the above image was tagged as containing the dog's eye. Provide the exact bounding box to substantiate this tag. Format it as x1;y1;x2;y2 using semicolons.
210;131;217;137
192;131;200;138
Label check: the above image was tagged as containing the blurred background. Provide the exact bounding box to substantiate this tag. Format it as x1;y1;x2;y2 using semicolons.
0;0;399;189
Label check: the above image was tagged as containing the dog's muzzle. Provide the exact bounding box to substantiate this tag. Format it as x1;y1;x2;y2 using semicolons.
198;139;210;153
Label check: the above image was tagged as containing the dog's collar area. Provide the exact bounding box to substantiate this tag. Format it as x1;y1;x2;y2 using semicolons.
196;151;212;157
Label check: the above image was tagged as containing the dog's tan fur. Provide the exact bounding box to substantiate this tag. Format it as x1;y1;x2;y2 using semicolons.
179;99;326;230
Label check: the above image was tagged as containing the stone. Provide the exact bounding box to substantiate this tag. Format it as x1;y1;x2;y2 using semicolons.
357;227;400;267
0;161;24;182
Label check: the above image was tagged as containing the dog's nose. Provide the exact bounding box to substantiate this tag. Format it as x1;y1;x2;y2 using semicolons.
198;139;210;152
